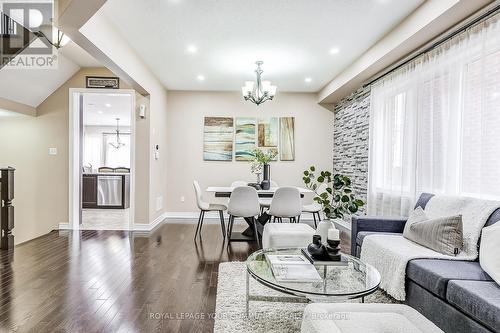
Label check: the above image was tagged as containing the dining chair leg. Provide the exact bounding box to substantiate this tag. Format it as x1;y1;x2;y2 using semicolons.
227;215;235;244
297;215;301;223
198;211;206;237
273;216;276;223
194;210;203;239
219;210;226;239
312;213;317;228
252;217;261;248
317;212;321;222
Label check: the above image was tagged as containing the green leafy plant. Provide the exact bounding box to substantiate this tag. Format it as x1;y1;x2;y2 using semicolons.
302;166;364;219
251;148;277;165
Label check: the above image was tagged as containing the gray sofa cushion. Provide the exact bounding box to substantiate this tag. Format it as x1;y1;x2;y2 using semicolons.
447;280;500;333
406;259;492;299
356;231;401;248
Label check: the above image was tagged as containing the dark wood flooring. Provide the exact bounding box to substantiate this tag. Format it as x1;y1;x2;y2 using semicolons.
0;221;351;333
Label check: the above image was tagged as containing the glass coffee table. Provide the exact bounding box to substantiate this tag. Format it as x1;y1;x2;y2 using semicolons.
245;248;381;316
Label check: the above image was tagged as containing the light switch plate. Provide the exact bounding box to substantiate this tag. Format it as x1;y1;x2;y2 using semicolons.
48;148;58;155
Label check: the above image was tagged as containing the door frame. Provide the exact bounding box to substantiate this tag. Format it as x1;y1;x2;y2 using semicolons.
69;88;136;230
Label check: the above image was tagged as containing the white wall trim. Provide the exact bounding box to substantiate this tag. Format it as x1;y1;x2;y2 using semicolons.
68;88;136;231
133;211;168;231
164;211;315;222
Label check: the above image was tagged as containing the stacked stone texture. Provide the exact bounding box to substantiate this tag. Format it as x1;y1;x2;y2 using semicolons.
333;87;371;213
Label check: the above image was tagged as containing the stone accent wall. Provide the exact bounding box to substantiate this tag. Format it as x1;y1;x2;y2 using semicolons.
333;86;371;211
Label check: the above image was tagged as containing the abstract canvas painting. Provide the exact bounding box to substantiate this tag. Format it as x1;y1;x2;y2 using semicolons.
203;117;234;161
235;117;256;161
257;117;279;148
280;117;295;161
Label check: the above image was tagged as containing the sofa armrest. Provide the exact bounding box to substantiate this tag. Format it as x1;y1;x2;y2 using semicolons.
351;216;408;256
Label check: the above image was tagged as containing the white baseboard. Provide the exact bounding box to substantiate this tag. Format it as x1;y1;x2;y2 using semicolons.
133;211;168;231
164;211;315;223
58;223;70;230
59;211;319;231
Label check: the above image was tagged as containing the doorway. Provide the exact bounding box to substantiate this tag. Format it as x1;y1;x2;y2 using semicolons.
69;89;136;230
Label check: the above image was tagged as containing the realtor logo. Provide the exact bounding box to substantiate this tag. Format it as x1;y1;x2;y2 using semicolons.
0;1;58;69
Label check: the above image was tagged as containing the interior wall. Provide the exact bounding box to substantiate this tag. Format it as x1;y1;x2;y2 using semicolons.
165;91;334;212
81;12;169;224
0;67;150;244
332;87;371;211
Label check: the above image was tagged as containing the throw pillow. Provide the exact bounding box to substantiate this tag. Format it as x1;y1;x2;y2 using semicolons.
403;209;463;256
480;224;500;285
403;206;428;236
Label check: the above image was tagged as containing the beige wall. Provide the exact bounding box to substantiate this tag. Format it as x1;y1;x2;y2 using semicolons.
81;13;169;223
166;91;334;212
0;67;151;244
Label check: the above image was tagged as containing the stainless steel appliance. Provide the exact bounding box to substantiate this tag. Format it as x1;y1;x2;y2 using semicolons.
97;175;123;207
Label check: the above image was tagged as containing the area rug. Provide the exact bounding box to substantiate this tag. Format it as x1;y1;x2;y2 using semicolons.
214;262;398;333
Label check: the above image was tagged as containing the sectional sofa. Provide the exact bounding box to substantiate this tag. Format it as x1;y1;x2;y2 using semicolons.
352;193;500;333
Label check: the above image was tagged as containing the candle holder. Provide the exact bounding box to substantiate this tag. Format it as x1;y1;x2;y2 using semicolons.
325;238;341;261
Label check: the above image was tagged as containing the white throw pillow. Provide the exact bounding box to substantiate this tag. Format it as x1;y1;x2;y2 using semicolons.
403;206;428;236
479;224;500;285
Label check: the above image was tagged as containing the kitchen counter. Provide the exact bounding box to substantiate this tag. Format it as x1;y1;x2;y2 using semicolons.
82;173;130;209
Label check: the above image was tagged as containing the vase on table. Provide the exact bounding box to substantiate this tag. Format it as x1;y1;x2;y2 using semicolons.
315;219;335;245
261;163;271;190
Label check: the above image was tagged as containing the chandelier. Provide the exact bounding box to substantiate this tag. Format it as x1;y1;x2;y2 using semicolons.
109;118;126;149
241;61;277;106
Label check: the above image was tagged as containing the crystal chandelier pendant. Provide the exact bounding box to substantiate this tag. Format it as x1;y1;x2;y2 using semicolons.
109;118;126;149
241;61;277;106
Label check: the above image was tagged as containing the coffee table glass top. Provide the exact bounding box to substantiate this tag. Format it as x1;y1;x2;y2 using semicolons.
246;248;381;299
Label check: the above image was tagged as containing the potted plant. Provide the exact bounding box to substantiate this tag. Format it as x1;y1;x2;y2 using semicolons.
251;148;277;190
302;166;364;242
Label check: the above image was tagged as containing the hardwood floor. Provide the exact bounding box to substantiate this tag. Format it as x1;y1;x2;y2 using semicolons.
0;221;351;333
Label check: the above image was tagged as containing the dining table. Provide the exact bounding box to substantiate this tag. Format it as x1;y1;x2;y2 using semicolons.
205;186;313;242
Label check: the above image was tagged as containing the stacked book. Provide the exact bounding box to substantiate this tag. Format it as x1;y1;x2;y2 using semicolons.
265;254;322;283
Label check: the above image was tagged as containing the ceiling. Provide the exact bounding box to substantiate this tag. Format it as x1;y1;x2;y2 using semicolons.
102;0;425;92
83;93;132;127
0;42;100;107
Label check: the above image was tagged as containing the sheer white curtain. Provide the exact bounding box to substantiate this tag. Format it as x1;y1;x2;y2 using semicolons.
368;13;500;216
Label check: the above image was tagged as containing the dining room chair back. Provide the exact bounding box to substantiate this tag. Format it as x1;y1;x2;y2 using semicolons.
269;186;302;220
193;180;227;240
193;180;209;210
228;186;260;217
227;186;261;247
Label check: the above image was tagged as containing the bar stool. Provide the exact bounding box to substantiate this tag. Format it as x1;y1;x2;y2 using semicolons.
193;180;227;239
227;186;261;247
268;187;302;223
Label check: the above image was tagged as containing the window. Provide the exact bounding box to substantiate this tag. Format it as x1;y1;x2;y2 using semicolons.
103;133;131;168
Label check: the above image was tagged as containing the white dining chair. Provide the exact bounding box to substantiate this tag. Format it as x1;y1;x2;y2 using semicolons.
300;184;326;227
193;180;228;239
268;187;302;223
259;180;278;214
227;186;261;247
231;180;248;187
300;203;322;228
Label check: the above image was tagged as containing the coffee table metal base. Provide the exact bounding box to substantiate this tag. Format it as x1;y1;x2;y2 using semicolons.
245;270;366;317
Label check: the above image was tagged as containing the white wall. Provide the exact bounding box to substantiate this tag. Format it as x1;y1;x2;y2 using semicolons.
166;91;334;212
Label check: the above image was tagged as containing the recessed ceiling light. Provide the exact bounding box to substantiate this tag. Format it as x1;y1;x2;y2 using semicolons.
329;47;340;55
305;77;312;83
187;45;198;54
105;103;112;108
197;75;205;81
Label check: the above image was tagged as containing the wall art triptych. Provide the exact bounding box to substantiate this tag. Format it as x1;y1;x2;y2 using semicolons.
203;116;295;162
